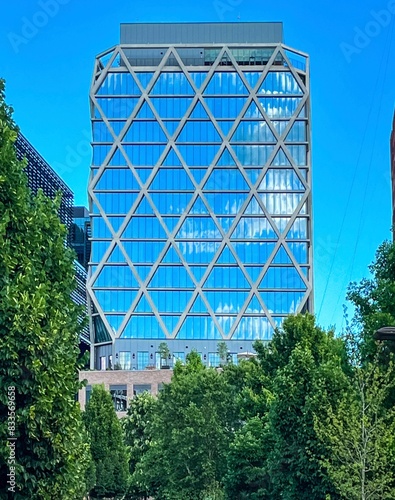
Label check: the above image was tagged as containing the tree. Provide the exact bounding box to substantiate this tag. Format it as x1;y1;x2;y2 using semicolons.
122;391;157;499
217;341;230;366
315;359;395;499
253;315;349;499
0;79;90;498
224;416;272;499
347;240;395;363
136;351;238;499
158;341;170;368
83;384;129;498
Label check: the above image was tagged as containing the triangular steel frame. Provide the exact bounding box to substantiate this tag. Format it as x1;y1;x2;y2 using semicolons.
87;41;313;343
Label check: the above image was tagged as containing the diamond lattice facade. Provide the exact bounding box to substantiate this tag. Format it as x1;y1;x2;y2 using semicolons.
88;23;313;370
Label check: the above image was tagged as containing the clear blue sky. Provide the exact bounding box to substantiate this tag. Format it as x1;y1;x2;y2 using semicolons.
1;0;394;332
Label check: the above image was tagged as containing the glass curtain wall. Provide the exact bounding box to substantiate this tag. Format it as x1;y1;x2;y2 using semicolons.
89;43;311;349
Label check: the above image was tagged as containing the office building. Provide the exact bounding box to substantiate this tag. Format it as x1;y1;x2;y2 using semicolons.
71;206;91;270
87;22;313;370
16;133;74;232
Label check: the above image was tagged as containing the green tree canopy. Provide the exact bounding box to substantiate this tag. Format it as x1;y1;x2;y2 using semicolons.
225;315;350;499
83;384;129;498
0;79;90;499
315;357;395;500
136;351;238;499
347;240;395;362
122;391;157;499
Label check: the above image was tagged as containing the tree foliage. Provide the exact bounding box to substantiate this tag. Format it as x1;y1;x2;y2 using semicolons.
315;359;395;499
347;240;395;362
122;391;157;499
0;79;90;499
135;351;238;499
247;315;349;499
83;384;129;498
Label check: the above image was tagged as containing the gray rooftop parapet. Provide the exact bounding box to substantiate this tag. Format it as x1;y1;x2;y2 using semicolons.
120;22;283;45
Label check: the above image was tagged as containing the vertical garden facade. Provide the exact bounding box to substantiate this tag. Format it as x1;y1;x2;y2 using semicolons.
88;23;313;369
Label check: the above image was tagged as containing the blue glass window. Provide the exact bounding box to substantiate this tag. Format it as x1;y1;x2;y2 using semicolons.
151;73;194;95
286;121;307;142
286;145;307;166
149;290;192;313
258;97;302;119
137;351;149;370
203;267;250;290
259;267;307;290
232;242;276;263
149;192;193;214
205;290;248;313
232;218;277;239
149;266;194;288
93;266;139;288
177;121;221;143
123;145;166;166
259;169;304;191
95;290;137;313
122;217;167;239
119;351;131;369
91;217;113;239
204;72;248;95
177;145;220;166
96;168;141;190
150;97;194;118
205;97;247;118
150;169;195;190
286;218;308;239
177;316;222;340
261;291;305;313
176;217;222;240
259;72;303;95
123;121;167;143
97;73;141;95
121;316;166;339
288;242;308;264
173;352;186;363
176;241;221;264
231;121;275;143
135;72;155;89
95;97;139;119
204;193;248;214
91;241;112;262
93;145;112;165
233;317;273;340
208;352;220;367
122;241;165;263
96;192;138;214
204;169;249;191
233;145;275;166
259;193;304;215
242;72;261;90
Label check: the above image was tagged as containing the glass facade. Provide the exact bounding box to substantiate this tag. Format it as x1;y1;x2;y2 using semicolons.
88;26;312;367
71;206;91;271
